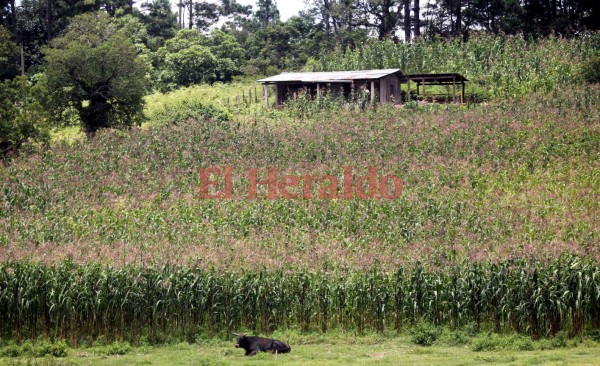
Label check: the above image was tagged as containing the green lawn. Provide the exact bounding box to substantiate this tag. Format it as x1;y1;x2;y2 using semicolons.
2;337;600;366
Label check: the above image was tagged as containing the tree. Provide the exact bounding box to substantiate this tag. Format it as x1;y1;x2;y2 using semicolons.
255;0;280;27
155;28;243;89
355;0;402;40
0;0;18;35
0;24;18;80
220;0;252;18
194;1;219;31
44;12;148;135
0;76;49;156
304;0;369;49
103;0;135;17
140;0;178;50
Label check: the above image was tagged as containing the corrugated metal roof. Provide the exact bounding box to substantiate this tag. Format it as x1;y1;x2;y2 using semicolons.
258;69;403;84
402;73;468;82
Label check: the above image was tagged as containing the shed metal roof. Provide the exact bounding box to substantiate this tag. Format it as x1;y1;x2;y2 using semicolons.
401;73;468;83
258;69;403;84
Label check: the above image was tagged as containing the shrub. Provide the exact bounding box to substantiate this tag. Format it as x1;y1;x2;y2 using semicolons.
472;334;499;352
150;100;231;126
0;344;23;357
104;341;132;355
588;329;600;342
440;329;472;346
0;340;68;358
580;56;600;84
550;331;568;348
472;333;534;352
504;334;534;351
411;322;441;346
33;340;68;357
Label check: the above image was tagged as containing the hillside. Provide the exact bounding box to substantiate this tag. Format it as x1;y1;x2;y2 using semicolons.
1;86;598;271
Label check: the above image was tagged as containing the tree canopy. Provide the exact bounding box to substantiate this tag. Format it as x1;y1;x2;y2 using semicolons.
0;76;49;156
44;12;148;135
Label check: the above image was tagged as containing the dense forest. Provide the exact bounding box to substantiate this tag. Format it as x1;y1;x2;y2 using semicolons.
0;0;599;154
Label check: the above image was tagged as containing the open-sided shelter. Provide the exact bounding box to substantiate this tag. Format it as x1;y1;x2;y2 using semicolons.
401;73;468;103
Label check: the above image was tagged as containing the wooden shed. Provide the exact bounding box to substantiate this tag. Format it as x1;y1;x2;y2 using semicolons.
258;69;404;107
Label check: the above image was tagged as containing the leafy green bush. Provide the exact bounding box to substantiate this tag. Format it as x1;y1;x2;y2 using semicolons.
104;341;132;355
472;333;534;352
550;331;568;348
504;334;534;351
580;56;600;84
33;340;68;357
150;100;231;126
440;329;472;346
472;334;499;352
411;322;441;346
0;76;49;157
0;344;23;357
0;340;67;358
588;329;600;342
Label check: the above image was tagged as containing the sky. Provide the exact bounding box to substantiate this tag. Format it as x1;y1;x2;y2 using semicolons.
235;0;304;21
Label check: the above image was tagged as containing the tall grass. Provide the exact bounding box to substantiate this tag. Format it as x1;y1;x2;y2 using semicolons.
307;33;600;100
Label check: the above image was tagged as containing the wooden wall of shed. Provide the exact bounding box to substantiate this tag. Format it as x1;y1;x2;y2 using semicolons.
379;74;400;103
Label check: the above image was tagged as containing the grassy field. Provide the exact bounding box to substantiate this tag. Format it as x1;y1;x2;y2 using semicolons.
2;335;600;366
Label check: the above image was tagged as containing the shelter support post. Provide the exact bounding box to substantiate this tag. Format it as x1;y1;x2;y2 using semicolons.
452;76;456;103
461;81;465;104
371;81;375;103
263;85;269;109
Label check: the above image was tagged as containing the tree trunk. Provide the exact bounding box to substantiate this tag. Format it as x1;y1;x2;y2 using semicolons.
404;0;411;41
455;0;462;37
9;0;17;35
413;0;420;37
179;0;184;28
322;0;331;34
188;1;193;30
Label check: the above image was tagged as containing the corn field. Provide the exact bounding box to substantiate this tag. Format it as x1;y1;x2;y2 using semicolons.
308;33;600;99
1;36;599;346
0;256;598;343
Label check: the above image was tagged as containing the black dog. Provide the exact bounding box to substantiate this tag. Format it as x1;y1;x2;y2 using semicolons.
234;333;291;356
